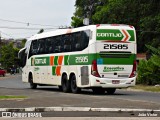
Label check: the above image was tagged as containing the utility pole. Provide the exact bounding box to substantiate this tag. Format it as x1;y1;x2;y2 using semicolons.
83;0;103;25
83;0;94;25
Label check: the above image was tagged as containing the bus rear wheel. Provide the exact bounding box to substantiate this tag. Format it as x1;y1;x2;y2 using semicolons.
71;75;81;94
106;88;116;95
61;74;71;93
29;74;37;89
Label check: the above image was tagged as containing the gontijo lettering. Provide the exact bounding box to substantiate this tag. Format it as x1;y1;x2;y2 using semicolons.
97;33;123;38
35;58;46;64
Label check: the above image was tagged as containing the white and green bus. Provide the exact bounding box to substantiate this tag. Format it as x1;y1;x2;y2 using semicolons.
18;24;137;94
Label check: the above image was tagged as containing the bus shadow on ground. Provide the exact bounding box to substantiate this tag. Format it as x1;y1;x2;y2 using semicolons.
33;86;131;96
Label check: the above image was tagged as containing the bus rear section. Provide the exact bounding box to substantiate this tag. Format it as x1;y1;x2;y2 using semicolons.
90;24;137;89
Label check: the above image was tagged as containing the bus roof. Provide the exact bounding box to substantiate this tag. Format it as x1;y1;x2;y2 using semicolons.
27;24;135;41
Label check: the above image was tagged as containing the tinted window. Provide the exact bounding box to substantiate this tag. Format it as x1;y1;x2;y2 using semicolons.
29;30;90;56
47;38;54;53
28;40;38;58
63;35;71;52
82;30;90;49
19;48;27;67
54;36;62;53
37;39;46;54
71;30;90;51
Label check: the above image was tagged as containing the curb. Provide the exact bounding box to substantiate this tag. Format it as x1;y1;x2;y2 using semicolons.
0;107;159;112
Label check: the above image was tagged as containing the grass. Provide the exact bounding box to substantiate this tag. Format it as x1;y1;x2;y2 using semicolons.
131;85;160;92
0;95;27;100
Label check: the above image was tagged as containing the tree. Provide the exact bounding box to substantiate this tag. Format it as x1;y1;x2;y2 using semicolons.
0;43;20;70
71;16;83;27
72;0;105;27
137;45;160;85
21;39;27;48
71;0;160;53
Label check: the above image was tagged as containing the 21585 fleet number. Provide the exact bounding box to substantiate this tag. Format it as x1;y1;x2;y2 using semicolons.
104;44;128;49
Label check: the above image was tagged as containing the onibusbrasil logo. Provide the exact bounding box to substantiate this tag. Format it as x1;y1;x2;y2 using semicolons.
103;66;125;72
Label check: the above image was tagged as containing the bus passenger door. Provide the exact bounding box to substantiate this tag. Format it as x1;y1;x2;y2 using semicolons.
34;66;41;83
40;66;48;84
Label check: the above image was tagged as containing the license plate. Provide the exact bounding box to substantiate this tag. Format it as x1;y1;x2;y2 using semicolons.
112;80;120;84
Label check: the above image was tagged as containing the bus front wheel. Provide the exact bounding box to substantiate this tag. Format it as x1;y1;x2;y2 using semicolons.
61;74;71;93
29;74;37;89
71;75;81;94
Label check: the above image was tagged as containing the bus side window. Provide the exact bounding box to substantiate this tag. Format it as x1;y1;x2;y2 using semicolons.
37;39;46;54
82;30;89;49
71;30;90;52
48;36;55;53
71;33;76;51
75;32;82;51
47;38;53;54
28;40;38;58
54;36;63;53
19;48;27;67
63;35;71;52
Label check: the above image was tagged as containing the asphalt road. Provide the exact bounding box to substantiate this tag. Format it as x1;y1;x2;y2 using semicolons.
0;74;160;110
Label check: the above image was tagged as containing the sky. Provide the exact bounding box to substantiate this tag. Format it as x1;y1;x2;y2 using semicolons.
0;0;76;39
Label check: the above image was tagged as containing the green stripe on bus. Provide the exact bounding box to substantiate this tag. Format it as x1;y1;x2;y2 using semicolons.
54;56;58;65
67;53;135;65
52;66;56;75
67;54;96;65
31;53;136;66
64;55;69;65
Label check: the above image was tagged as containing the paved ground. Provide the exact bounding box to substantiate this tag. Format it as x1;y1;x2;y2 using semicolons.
0;74;160;118
0;86;160;109
0;74;160;109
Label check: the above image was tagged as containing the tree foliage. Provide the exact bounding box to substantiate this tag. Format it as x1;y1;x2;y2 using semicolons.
137;46;160;85
21;39;27;48
0;43;20;69
71;0;160;53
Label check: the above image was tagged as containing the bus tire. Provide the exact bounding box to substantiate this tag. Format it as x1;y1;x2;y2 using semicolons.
58;86;62;91
92;88;105;94
61;74;71;93
29;74;37;89
106;88;116;95
71;75;81;94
